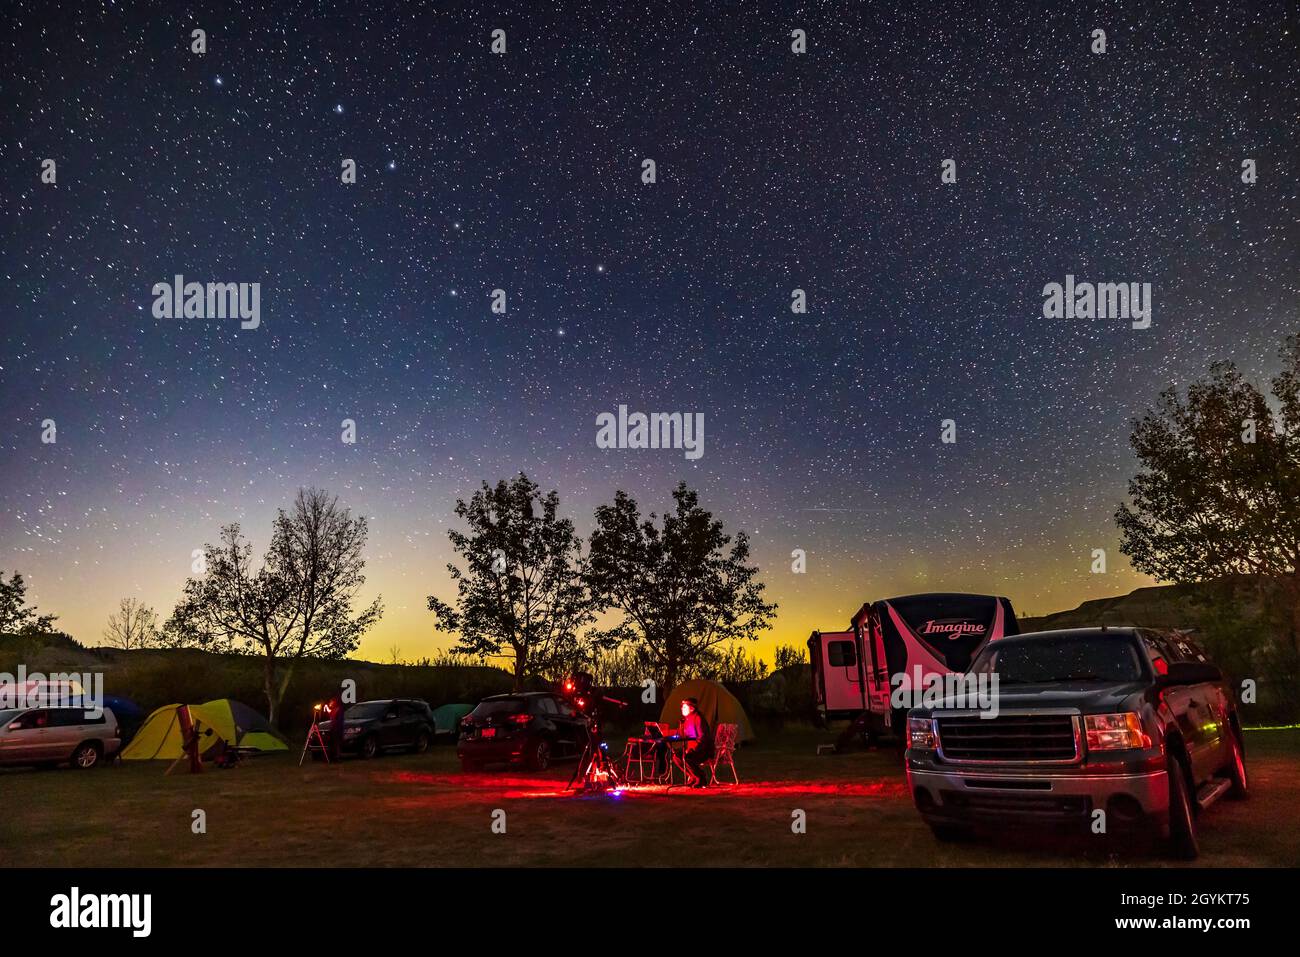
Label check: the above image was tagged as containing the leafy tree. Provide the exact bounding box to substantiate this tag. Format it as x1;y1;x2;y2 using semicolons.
428;473;596;690
1117;334;1300;657
103;597;161;649
166;488;382;724
0;571;57;635
586;483;777;689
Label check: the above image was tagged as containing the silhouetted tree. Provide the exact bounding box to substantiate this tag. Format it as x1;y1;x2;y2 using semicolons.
0;571;57;635
103;597;161;649
1117;334;1300;659
166;488;382;725
428;473;596;690
586;483;777;689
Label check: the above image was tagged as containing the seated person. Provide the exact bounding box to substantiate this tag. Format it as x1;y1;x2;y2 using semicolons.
678;698;714;788
209;736;240;769
651;698;715;786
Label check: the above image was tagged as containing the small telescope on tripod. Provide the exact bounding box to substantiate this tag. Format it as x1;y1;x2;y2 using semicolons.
298;702;332;765
560;672;627;793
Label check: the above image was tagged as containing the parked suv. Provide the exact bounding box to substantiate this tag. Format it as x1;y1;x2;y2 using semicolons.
0;706;122;769
318;699;436;759
458;692;587;771
905;627;1248;859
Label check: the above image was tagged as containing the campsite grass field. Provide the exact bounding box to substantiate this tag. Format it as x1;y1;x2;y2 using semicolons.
3;728;1299;867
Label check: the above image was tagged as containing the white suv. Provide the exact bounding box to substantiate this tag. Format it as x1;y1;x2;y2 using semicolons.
0;706;122;769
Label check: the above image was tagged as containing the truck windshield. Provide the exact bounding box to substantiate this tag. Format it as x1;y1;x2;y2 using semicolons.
970;634;1145;684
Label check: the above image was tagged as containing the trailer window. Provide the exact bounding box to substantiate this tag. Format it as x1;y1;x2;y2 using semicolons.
828;640;857;667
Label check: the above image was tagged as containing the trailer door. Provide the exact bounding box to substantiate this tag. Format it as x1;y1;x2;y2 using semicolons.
823;633;867;713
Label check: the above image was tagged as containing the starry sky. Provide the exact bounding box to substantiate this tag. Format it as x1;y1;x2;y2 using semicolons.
2;1;1297;663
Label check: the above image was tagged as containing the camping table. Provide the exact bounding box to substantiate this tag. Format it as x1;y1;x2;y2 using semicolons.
665;737;697;789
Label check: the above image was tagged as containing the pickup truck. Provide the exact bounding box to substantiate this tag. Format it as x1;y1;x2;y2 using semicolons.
905;627;1248;859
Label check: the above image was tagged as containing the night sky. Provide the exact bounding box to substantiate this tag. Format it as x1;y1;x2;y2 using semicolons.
3;1;1297;661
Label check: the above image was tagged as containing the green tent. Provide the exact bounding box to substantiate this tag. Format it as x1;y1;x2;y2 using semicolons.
660;679;755;742
431;703;473;737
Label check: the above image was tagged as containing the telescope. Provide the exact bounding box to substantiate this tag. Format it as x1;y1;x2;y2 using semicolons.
560;672;626;792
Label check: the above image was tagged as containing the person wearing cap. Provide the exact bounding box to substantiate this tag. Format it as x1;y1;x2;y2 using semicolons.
678;697;714;788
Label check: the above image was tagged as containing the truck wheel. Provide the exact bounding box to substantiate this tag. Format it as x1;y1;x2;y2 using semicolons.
1166;754;1199;860
1223;730;1249;799
929;823;972;843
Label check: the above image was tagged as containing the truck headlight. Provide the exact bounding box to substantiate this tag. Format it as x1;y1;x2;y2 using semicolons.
908;716;936;750
1084;712;1149;750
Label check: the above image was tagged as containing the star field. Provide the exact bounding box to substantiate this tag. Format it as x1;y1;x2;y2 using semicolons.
2;1;1297;657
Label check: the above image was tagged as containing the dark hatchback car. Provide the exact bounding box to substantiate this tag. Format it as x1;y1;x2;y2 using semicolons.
906;627;1248;859
457;692;587;771
318;699;437;759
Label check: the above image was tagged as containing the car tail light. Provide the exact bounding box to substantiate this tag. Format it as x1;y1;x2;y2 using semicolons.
508;714;531;726
1084;712;1150;751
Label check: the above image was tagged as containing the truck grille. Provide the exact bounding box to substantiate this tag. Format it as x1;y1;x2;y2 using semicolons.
936;713;1079;763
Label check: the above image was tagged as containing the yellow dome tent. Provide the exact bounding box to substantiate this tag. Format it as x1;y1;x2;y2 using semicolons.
659;679;754;743
121;699;287;759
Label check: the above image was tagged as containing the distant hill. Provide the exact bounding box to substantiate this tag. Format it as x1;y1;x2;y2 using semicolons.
0;634;516;732
1019;576;1270;634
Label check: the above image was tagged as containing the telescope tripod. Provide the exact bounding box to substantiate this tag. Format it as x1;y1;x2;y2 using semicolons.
567;721;622;793
299;714;331;766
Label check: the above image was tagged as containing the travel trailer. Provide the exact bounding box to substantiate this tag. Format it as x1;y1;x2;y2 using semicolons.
808;593;1020;742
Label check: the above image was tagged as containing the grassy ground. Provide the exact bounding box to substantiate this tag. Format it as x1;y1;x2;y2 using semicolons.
2;728;1298;867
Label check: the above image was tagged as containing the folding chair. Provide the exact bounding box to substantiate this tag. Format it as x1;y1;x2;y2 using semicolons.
706;723;740;785
621;736;657;783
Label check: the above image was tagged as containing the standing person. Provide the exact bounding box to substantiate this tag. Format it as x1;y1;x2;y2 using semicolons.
324;685;348;762
679;698;714;788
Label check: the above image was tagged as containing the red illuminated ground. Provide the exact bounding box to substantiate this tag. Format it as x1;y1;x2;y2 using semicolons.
2;729;1297;867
